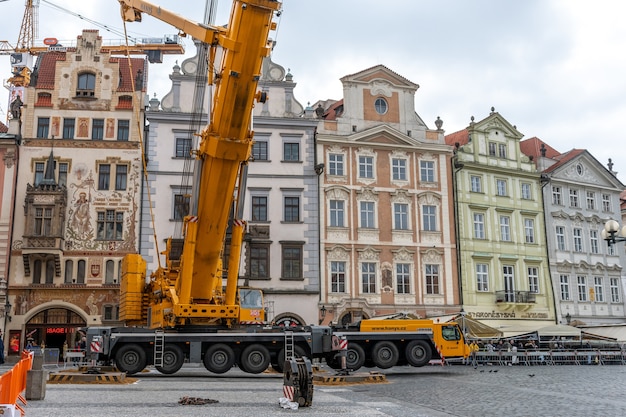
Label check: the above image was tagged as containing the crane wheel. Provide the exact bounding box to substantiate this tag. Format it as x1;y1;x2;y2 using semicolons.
203;343;236;374
405;340;432;367
372;341;399;369
155;344;185;375
115;343;147;375
345;343;366;371
240;344;271;374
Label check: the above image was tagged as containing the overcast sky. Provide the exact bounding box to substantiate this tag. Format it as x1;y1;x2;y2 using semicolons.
2;0;625;182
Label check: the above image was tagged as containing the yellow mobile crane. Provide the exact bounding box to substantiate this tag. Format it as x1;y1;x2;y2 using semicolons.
119;0;280;329
87;2;467;388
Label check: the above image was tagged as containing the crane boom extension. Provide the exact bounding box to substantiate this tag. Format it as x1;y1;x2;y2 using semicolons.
118;0;281;328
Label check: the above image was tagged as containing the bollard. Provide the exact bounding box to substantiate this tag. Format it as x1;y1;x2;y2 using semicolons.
26;351;46;401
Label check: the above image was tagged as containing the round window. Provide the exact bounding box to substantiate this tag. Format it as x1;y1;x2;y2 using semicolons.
374;97;388;115
576;163;583;175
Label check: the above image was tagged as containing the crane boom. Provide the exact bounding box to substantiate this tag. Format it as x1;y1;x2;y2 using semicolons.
118;0;281;328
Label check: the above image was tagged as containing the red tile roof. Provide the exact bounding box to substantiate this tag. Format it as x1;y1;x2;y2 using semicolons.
113;57;147;92
543;148;586;174
34;52;67;89
115;96;134;109
34;93;53;107
0;121;7;133
519;137;561;160
323;99;344;120
444;128;469;147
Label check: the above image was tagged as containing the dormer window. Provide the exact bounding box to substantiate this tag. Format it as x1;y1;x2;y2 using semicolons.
76;72;96;97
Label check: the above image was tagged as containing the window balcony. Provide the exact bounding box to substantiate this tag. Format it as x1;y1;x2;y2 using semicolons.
495;290;536;304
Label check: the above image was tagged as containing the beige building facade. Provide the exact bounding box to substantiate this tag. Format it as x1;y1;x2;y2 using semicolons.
316;65;459;325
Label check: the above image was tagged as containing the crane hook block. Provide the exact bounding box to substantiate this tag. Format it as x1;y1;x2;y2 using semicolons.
255;91;268;103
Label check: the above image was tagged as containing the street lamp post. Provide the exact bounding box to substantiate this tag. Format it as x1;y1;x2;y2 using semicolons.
601;220;626;246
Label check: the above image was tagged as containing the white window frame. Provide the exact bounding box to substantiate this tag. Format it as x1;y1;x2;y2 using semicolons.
476;263;489;292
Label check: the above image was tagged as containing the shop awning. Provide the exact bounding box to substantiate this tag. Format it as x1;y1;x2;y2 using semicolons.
579;325;626;342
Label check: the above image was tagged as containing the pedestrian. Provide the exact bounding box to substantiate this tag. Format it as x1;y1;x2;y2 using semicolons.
469;340;480;368
0;331;4;364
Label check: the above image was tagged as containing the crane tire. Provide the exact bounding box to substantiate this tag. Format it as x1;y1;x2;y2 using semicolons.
405;340;432;367
115;343;147;375
240;344;271;374
372;341;399;369
346;343;366;371
155;344;185;375
203;343;236;374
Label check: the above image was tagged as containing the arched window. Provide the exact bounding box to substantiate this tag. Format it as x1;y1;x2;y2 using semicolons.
77;260;86;284
77;73;96;97
105;260;115;283
65;260;73;283
33;259;42;284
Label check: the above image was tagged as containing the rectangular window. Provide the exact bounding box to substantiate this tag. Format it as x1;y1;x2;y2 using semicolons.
92;118;104;140
361;262;376;294
524;218;535;244
360;201;375;228
476;263;489;292
556;226;566;251
97;210;123;240
328;153;344;176
528;267;539;293
422;205;436;231
392;158;407;181
37;117;50;138
425;264;440;295
252;141;268;161
552;186;562;205
251;196;268;222
569;189;579;207
284;197;300;222
420;160;435;182
249;244;269;278
560;275;570;301
470;175;482;193
573;228;583;252
58;162;68;187
281;244;302;279
496;179;507;196
358;155;374;178
98;164;110;190
283;142;300;161
34;207;53;236
394;203;408;230
396;263;410;294
488;142;496;156
173;193;190;220
115;165;127;191
521;183;532;200
610;277;620;303
500;215;511;242
62;118;75;139
331;261;346;292
594;277;604;302
473;213;485;239
498;143;507;158
577;276;587;302
329;200;345;227
117;119;129;141
34;162;45;186
175;137;192;158
602;194;611;212
586;191;595;210
590;230;599;254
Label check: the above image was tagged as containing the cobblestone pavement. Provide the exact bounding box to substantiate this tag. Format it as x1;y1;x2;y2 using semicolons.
21;364;626;417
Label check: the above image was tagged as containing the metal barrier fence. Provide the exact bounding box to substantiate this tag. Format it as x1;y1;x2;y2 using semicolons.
474;349;626;366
